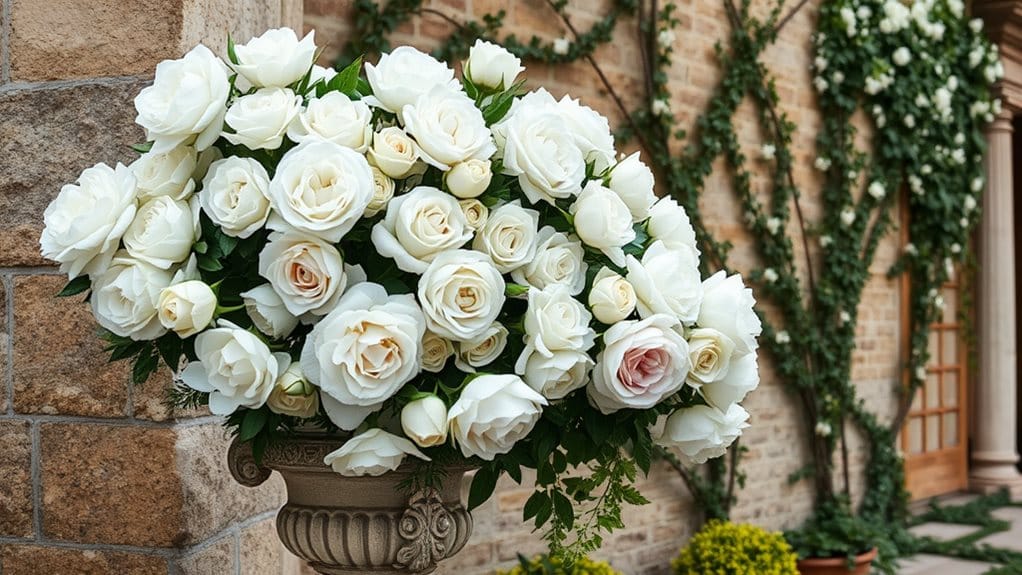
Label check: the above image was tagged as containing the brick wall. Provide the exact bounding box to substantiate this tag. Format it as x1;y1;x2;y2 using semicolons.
304;1;905;574
0;1;305;573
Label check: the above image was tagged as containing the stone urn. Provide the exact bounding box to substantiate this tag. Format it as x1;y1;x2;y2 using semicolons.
228;434;474;575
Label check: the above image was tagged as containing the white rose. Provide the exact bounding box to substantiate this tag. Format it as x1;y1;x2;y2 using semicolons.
493;89;585;205
608;152;656;222
421;330;455;373
180;320;291;414
626;240;703;324
258;230;349;318
300;283;425;430
447;374;547;460
371;186;474;273
459;199;489;230
192;146;223;182
40;162;138;279
267;363;320;418
587;314;691;414
134;45;231;153
199;156;272;238
418;249;505;341
309;64;337;85
364;167;395;218
697;271;762;355
515;284;595;374
510;227;587;295
557;94;616;172
587;267;636;324
471;201;540;272
364;46;458;113
123;196;199;270
223;87;303;150
701;352;759;409
324;428;430;477
466;39;524;89
402;85;496;170
233;28;317;88
657;403;750;464
367;127;424;179
287;92;373;151
446;159;493;198
132;146;197;200
241;284;300;339
685;328;736;387
570;181;636;267
647;197;698;252
401;395;449;448
522;349;593;400
90;253;172;340
157;280;216;338
892;46;912;66
268;140;374;242
455;322;509;372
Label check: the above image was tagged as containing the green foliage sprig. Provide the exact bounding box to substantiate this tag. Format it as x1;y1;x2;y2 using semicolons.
673;520;799;575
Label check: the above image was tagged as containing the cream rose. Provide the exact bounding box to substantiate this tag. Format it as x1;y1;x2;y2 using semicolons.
510;227;587;295
364;167;395;218
697;271;762;355
402;85;496;170
515;284;595;374
132;145;197;200
266;364;320;418
180;320;291;414
587;314;691;414
570;181;636;267
232;28;317;88
626;240;703;324
647;196;698;252
371;186;474;274
134;44;230;153
557;94;616;172
300;283;425;430
157;280;216;338
401;395;449;448
466;39;524;89
40;162;138;279
199;156;272;238
471;201;540;272
418;249;506;341
258;230;350;318
522;349;593;400
447;374;547;460
608;152;656;222
268;140;374;242
90;253;172;341
701;352;759;409
656;404;750;464
364;46;458;113
367;127;424;179
588;267;636;324
685;328;736;387
446;159;493;198
287;92;373;151
324;428;430;477
459;199;489;230
223;87;303;150
421;330;455;373
240;284;300;339
123;196;199;270
455;322;508;372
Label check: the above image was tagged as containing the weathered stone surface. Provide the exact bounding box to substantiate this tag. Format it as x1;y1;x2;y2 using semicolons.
132;368;210;422
908;522;980;541
0;420;33;537
176;536;235;575
240;518;284;574
180;0;304;59
0;280;8;413
0;80;146;268
13;275;129;417
40;423;186;546
175;423;286;545
0;545;168;575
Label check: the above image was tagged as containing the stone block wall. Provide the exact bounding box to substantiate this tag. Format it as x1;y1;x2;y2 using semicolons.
0;1;305;573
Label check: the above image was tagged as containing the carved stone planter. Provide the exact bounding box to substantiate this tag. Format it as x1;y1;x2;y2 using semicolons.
228;435;473;575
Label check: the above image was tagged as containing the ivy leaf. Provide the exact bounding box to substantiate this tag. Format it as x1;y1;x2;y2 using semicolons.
239;408;268;442
468;465;500;511
56;275;91;297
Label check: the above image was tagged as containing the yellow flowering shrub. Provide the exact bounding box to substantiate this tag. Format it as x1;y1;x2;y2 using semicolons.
672;520;799;575
497;554;621;575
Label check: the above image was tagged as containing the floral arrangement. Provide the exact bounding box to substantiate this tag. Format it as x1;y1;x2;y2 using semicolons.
498;554;621;575
38;28;762;555
672;520;799;575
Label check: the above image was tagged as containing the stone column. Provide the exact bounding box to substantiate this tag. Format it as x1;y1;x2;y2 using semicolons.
971;108;1022;495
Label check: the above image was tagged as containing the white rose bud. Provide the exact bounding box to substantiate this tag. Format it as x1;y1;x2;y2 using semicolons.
455;322;509;372
364;46;458;114
570;181;636;267
401;396;449;448
267;364;320;419
472;201;540;272
371;186;474;274
232;28;317;88
685;328;736;387
123;196;199;270
418;250;505;341
90;253;172;341
287;92;373;151
368;127;424;179
421;330;455;373
446;159;493;198
241;284;300;339
324;428;430;477
402;85;496;170
132;146;197;200
447;374;547;460
588;267;637;324
459;199;489;230
657;404;750;464
466;39;524;89
157;280;216;338
224;87;304;150
200;156;272;238
365;167;396;218
608;152;656;222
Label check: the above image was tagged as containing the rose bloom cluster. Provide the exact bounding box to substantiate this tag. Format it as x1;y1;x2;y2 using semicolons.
39;28;761;478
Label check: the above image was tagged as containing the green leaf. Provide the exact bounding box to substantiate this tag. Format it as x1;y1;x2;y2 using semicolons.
156;336;184;371
468;465;500;511
56;275;91;297
552;491;575;530
523;490;547;521
239;408;268;442
131;346;159;385
130;141;154;154
227;33;239;65
329;56;363;96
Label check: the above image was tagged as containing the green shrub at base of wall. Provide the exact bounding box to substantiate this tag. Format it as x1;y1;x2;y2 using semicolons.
672;520;799;575
497;554;622;575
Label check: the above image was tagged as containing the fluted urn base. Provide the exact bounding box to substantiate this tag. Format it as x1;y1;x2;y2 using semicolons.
228;436;473;575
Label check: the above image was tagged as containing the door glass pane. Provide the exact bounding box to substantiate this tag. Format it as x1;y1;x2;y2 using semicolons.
908;417;924;454
942;286;958;324
943;371;959;408
943;331;959;367
926;415;940;452
912;386;924;413
926;373;940;410
943;412;959;447
928;330;940;362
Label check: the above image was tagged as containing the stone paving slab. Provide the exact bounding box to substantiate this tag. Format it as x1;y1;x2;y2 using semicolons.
899;554;998;575
992;507;1022;522
909;522;981;541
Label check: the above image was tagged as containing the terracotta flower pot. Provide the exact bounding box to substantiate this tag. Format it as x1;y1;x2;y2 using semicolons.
228;435;473;575
796;547;878;575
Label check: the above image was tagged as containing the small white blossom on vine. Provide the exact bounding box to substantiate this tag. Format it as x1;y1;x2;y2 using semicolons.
969;47;986;69
651;98;670;116
893;46;912;66
867;181;885;200
657;29;676;49
947;76;959;91
934;294;946;310
761;144;776;160
909;175;924;195
970;100;990;118
944;257;955;277
993;98;1003;115
964;194;977;212
820;234;833;248
880;0;910;33
951;148;966;165
985;61;1005;83
775;331;791;344
903;114;915;128
960;217;969;228
763;268;779;283
951;243;961;254
553;37;570;55
857;5;872;19
903;243;917;256
814;55;829;72
847;170;857;180
933;88;953;121
814;76;829;93
948;0;964;18
970;18;984;33
832;71;845;84
915;366;927;381
765;217;782;235
970;177;984;193
814;157;832;171
921;164;932;175
914;93;929;108
839;310;851;325
954;133;965;145
815;422;833;437
840;207;856;227
840;7;857;36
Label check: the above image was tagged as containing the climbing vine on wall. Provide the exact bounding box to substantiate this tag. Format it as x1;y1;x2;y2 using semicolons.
335;0;1001;569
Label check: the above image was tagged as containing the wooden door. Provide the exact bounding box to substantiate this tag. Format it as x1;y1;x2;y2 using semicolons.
902;277;970;500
